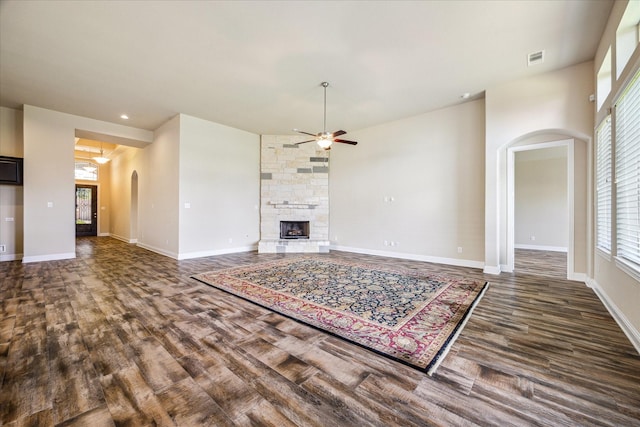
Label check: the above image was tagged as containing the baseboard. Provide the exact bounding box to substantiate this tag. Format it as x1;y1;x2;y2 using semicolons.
331;245;485;270
514;244;568;252
109;233;138;244
0;253;23;262
483;265;501;275
177;245;258;260
586;277;640;355
135;242;179;259
500;263;512;273
22;252;76;263
567;272;587;282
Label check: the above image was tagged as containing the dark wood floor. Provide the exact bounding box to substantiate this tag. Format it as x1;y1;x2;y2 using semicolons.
1;238;639;426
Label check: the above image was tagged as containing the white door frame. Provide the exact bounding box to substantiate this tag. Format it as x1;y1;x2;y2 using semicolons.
506;139;574;278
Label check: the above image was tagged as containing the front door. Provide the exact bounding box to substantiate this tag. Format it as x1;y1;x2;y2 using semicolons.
76;184;98;236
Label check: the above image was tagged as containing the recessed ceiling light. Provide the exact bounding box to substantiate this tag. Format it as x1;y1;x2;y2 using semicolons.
120;114;129;120
461;93;471;99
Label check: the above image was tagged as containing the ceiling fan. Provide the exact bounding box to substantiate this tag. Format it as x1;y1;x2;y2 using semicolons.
293;82;357;151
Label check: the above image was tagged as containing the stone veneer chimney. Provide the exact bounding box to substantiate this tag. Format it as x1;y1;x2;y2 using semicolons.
258;135;330;253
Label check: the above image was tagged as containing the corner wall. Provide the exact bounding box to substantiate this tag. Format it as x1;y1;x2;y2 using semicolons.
590;0;640;350
177;114;260;259
21;105;152;262
330;99;485;267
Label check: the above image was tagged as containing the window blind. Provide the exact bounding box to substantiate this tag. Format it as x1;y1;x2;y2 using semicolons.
596;116;612;252
615;70;640;268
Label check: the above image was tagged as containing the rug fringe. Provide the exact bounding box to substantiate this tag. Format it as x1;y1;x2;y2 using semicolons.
427;281;490;376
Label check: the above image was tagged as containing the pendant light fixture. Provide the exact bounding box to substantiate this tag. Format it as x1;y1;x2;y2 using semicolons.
93;142;110;164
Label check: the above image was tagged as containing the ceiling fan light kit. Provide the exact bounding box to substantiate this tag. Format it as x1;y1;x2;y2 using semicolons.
294;82;358;151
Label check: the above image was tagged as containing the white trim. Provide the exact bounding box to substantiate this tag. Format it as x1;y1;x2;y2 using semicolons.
586;277;640;355
135;242;179;259
507;139;576;279
567;141;576;280
22;252;76;263
514;244;568;252
483;265;501;275
109;233;137;244
499;263;512;273
98;232;110;237
331;245;485;270
567;272;587;282
0;253;23;262
177;245;258;260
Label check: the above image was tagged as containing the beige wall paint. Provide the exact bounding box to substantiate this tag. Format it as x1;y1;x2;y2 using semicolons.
591;0;640;347
515;147;568;250
21;105;152;262
330;99;485;267
177;114;260;258
484;61;594;274
135;115;181;258
0;107;24;260
109;145;143;242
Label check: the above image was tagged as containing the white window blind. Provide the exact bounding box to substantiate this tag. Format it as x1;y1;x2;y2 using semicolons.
615;70;640;269
596;116;612;252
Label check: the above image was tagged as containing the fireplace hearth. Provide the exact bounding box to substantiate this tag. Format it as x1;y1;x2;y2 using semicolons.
280;221;310;239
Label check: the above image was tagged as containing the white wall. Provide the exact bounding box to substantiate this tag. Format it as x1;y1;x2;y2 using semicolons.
330;99;485;267
177;114;260;258
514;147;568;250
484;61;594;274
0;107;24;261
21;105;153;262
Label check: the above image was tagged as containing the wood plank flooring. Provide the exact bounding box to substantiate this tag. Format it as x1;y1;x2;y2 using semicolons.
1;238;639;426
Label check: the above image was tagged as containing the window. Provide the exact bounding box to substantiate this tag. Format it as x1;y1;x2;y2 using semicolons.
597;47;612;110
615;69;640;273
596;116;612;253
75;161;98;181
616;0;640;78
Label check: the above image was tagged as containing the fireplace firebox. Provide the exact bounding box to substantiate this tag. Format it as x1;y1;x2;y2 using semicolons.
280;221;310;239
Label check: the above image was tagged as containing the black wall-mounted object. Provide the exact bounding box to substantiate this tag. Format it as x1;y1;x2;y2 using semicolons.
0;156;24;186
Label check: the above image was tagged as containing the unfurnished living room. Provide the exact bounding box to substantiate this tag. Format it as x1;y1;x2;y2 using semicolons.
1;1;639;426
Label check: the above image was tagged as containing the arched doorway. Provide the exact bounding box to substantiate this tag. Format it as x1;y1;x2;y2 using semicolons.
504;134;590;281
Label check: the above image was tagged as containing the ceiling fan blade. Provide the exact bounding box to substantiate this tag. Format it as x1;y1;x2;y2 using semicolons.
293;129;317;137
331;130;347;137
333;139;358;145
294;139;316;145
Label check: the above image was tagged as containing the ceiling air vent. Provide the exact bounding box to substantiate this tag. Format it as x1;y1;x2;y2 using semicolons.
528;50;545;66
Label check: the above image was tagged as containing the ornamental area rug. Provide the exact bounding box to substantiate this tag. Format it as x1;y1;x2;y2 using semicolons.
192;257;488;375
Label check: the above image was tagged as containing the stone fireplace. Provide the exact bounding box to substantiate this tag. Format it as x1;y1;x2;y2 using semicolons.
258;135;330;253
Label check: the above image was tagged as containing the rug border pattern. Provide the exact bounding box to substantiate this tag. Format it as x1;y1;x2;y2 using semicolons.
192;256;488;375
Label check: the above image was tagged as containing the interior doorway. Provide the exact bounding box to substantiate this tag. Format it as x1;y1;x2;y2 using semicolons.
507;139;574;279
75;184;98;236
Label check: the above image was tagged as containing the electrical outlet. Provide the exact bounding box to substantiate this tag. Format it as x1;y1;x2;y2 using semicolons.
530;235;536;241
0;245;6;253
457;247;463;253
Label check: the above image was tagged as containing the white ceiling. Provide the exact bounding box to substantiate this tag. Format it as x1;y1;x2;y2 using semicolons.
0;0;613;136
